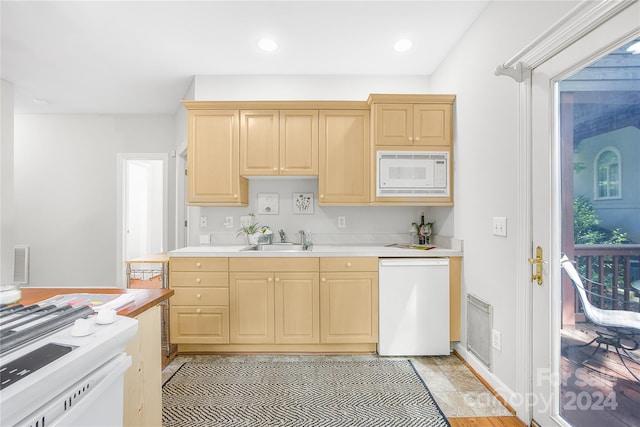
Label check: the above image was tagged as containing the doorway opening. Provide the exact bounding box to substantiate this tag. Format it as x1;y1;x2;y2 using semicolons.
117;154;168;287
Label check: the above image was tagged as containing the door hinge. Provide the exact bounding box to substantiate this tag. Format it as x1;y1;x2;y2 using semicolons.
184;220;188;227
184;169;188;176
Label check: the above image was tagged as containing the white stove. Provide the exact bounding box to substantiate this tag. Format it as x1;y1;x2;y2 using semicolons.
0;298;138;426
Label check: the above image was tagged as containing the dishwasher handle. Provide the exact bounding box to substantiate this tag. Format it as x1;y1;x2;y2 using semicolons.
379;258;449;267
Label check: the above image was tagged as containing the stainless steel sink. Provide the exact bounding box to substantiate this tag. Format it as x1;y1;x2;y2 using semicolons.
241;243;311;252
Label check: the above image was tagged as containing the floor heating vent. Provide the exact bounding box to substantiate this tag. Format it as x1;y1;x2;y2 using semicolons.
13;245;29;285
467;293;493;371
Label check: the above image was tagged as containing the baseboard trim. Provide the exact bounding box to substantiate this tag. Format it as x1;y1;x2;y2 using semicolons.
453;349;517;416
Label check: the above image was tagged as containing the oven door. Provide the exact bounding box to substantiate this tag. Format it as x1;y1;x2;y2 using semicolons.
16;352;131;427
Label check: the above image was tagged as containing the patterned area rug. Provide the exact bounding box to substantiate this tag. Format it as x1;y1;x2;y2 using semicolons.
163;358;450;426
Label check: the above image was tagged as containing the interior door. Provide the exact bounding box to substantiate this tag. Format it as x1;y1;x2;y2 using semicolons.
530;6;639;426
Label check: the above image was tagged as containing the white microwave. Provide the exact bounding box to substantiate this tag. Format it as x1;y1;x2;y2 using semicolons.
377;151;449;197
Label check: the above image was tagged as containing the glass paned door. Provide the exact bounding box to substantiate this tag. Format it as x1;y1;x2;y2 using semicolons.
530;14;640;426
558;37;640;427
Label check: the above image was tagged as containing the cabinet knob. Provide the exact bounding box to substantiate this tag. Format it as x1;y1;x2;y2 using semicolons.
233;194;238;199
195;262;201;268
196;277;201;283
319;195;324;199
321;277;326;282
268;277;273;282
273;167;278;171
196;308;201;314
408;137;413;141
280;167;284;171
346;262;352;267
415;137;420;141
275;277;280;282
196;293;201;299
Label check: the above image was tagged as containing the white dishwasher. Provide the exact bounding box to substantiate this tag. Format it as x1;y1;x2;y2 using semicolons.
378;258;450;356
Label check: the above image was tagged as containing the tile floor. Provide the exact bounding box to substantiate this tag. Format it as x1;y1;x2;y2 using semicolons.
162;353;513;419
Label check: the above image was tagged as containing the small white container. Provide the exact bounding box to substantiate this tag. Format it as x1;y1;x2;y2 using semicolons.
0;285;22;305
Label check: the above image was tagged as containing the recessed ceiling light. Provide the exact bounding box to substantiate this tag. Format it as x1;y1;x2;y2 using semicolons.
258;38;278;52
627;41;640;54
394;39;413;52
32;98;49;105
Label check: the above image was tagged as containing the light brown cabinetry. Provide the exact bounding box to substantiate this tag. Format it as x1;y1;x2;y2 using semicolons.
319;257;378;343
240;110;318;176
370;95;454;147
318;110;370;205
184;108;248;206
369;95;455;206
229;258;320;344
169;257;229;344
123;305;162;427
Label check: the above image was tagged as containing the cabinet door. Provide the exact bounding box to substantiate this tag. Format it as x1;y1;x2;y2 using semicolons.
374;104;413;146
320;272;378;343
318;110;370;205
187;110;248;205
413;104;452;147
229;272;275;344
274;272;319;344
279;110;318;176
170;306;229;344
240;110;279;176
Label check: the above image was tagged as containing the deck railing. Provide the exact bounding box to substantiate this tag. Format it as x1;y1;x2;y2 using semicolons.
573;244;640;312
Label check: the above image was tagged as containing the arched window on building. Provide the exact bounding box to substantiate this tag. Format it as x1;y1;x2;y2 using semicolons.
594;148;621;199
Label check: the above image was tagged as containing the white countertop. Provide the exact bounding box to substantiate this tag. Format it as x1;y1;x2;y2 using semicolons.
168;244;462;258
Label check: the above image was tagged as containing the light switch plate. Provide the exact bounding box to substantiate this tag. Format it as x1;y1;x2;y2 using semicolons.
492;217;507;236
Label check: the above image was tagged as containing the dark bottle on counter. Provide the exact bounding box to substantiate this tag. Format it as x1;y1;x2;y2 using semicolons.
418;212;426;245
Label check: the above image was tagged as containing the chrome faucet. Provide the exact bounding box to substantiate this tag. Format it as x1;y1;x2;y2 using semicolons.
278;229;286;243
298;230;312;249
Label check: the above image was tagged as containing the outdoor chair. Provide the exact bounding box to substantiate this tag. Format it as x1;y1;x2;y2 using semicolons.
560;254;640;382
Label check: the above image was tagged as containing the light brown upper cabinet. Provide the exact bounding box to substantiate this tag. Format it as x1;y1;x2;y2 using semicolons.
184;107;248;206
318;110;370;205
369;94;455;147
240;110;318;176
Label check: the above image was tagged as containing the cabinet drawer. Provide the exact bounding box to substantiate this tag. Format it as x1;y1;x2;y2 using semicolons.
171;288;229;306
170;257;228;272
170;306;229;344
170;272;228;288
229;257;319;272
320;257;378;272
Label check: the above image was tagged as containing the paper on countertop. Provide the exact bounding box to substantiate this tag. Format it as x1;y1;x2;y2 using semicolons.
37;293;136;311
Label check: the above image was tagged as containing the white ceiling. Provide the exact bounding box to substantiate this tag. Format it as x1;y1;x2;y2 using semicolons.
1;1;489;115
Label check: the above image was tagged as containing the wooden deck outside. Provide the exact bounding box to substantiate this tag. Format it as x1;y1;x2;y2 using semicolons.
561;323;640;427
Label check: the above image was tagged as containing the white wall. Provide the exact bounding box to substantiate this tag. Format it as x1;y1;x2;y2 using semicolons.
1;80;14;284
429;0;578;406
13;115;176;287
194;74;431;101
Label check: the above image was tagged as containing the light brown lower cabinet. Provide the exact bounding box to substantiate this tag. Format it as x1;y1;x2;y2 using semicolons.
169;257;230;344
229;258;320;345
123;305;162;427
320;258;379;344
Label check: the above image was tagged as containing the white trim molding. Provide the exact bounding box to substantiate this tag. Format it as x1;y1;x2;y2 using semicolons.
495;0;638;82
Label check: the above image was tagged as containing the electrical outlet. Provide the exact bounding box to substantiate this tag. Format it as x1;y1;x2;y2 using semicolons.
224;216;233;228
337;216;346;228
199;216;208;228
492;217;507;236
492;329;502;352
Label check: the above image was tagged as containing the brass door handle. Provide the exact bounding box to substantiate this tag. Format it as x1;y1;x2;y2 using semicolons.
528;246;544;286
